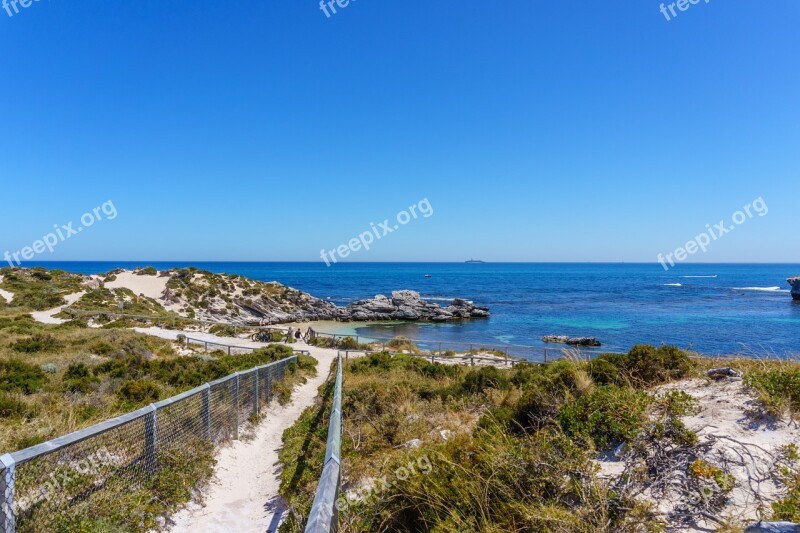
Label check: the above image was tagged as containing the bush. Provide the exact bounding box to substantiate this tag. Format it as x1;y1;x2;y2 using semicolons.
117;380;161;404
745;368;800;416
63;363;100;393
462;366;511;394
558;385;652;450
0;392;37;420
0;359;46;394
338;337;359;350
140;266;158;276
11;333;62;353
209;324;238;337
589;345;693;387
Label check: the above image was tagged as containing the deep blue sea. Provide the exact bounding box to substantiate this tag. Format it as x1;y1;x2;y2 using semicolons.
19;262;800;357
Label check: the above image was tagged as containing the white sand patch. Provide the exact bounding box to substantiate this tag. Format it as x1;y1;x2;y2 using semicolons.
166;343;340;533
105;271;170;300
31;291;85;324
0;275;14;303
601;377;800;531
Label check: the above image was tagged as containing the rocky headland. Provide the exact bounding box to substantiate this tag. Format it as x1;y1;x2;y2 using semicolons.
788;277;800;301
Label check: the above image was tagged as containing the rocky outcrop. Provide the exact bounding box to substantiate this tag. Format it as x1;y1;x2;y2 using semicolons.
744;522;800;533
344;291;490;322
543;335;602;347
788;277;800;301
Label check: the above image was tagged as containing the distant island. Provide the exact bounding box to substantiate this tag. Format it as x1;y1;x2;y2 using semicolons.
465;259;486;263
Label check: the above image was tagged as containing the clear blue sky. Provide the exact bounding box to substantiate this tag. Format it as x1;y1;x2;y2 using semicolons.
1;1;797;263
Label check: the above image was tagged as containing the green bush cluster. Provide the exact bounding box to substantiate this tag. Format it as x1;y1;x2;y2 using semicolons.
0;359;46;394
0;267;84;310
558;385;652;449
589;344;694;387
745;368;800;416
11;333;63;353
63;363;100;393
0;392;37;420
209;324;239;337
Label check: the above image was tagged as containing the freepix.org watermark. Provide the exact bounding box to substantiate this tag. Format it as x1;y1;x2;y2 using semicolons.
320;198;433;266
659;0;710;22
2;0;42;18
319;0;357;18
336;455;433;514
657;197;768;271
4;200;118;267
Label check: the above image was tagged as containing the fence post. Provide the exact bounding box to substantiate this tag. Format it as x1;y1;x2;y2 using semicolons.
228;346;231;356
266;366;272;402
1;454;16;533
254;370;259;416
202;385;211;441
233;374;240;440
145;405;158;474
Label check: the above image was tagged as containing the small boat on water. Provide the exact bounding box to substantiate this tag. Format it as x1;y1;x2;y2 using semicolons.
424;274;432;278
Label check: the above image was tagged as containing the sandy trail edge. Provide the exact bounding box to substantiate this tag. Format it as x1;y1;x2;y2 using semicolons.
163;341;339;533
0;276;13;303
30;292;85;324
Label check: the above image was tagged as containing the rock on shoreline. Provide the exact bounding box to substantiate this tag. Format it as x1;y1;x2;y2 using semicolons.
543;335;602;347
788;277;800;301
345;290;490;322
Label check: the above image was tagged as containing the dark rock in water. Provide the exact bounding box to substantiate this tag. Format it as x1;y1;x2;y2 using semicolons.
744;522;800;533
788;277;800;301
343;291;490;322
543;335;602;347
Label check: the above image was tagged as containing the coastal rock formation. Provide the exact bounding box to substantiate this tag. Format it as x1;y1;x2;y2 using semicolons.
57;268;490;325
788;277;800;301
543;335;602;347
345;291;490;322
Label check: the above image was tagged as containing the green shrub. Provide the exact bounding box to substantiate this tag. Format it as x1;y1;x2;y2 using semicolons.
63;363;100;393
40;363;58;374
209;324;238;337
462;366;511;394
745;368;800;416
11;333;62;353
589;345;693;387
117;379;161;404
0;392;37;419
140;266;158;276
337;337;358;350
558;385;652;449
0;359;46;394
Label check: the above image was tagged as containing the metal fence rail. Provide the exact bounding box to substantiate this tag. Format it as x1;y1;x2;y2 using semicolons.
305;352;343;533
0;355;298;533
183;336;311;357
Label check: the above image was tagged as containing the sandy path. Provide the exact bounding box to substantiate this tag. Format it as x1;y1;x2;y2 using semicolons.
0;275;14;303
30;291;85;324
166;342;339;533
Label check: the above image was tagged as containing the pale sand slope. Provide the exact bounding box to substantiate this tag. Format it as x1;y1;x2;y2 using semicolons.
0;275;14;303
105;271;170;300
31;291;86;324
166;342;340;533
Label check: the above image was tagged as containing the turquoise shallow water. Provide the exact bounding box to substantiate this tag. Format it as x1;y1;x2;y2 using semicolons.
22;261;800;357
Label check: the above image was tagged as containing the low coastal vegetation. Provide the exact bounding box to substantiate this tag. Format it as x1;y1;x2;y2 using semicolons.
0;267;84;310
279;346;800;532
0;296;317;532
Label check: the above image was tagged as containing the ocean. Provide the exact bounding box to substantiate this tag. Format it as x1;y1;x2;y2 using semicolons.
17;262;800;357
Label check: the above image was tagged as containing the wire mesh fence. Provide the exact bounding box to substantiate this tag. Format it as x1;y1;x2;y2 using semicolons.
0;355;298;533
